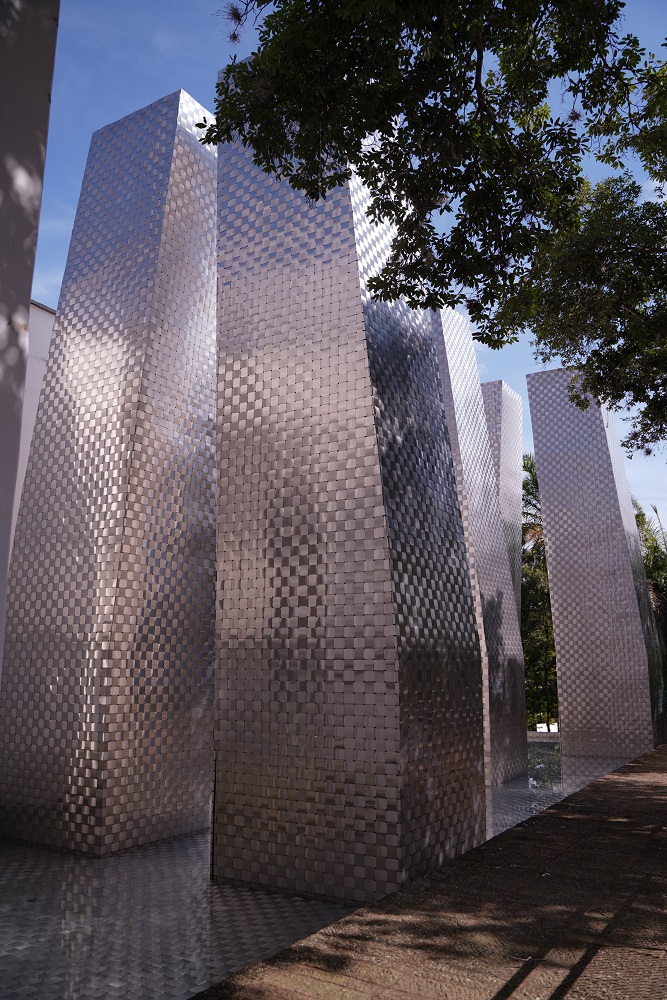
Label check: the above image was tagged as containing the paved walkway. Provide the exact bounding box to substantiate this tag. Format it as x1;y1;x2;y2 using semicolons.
197;745;667;1000
0;746;652;999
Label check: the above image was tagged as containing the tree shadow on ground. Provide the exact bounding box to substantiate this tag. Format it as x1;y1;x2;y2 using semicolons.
196;748;667;999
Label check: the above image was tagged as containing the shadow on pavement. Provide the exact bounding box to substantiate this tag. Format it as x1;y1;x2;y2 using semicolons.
197;747;667;999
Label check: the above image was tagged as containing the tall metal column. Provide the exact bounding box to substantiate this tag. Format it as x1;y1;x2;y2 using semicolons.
0;92;217;854
214;146;486;904
528;368;664;756
481;379;523;618
433;312;527;787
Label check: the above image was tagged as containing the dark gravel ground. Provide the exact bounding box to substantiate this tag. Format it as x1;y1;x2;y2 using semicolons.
195;745;667;999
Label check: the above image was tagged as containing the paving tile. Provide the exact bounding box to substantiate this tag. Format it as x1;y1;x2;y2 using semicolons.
196;747;667;1000
0;744;616;1000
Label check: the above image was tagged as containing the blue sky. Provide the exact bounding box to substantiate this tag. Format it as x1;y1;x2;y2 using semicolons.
33;0;666;519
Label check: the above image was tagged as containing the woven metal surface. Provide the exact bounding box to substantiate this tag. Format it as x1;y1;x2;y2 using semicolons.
488;743;629;838
527;369;664;756
481;379;523;618
0;832;349;1000
0;749;626;1000
214;143;486;905
432;312;527;787
0;91;217;854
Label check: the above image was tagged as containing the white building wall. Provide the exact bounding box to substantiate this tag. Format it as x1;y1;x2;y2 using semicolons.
10;300;56;549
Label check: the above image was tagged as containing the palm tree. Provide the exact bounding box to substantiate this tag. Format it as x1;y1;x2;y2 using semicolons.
522;453;544;560
633;498;667;648
521;454;558;731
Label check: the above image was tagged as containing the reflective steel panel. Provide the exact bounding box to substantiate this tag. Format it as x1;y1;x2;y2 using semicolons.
0;91;217;854
481;379;523;618
432;312;527;786
214;145;486;904
527;368;664;756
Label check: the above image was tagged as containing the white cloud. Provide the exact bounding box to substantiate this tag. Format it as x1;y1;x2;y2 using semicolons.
641;179;666;202
31;267;63;310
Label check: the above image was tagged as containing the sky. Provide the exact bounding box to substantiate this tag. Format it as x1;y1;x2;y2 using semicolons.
33;0;667;521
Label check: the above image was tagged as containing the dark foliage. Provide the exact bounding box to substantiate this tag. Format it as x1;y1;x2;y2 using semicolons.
202;1;656;322
492;176;667;453
521;454;558;730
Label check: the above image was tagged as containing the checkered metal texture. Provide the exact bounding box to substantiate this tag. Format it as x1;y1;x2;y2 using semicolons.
481;379;523;618
0;91;217;854
214;144;486;905
351;179;487;885
527;369;664;756
2;740;606;1000
0;831;349;1000
602;405;667;747
488;744;629;838
432;312;527;787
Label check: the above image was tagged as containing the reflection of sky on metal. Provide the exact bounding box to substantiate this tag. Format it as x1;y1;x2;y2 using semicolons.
435;309;527;788
1;91;218;856
34;0;666;516
489;743;630;839
213;147;486;904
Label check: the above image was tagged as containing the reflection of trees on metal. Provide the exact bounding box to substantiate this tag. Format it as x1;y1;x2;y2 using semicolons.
481;379;523;620
521;453;558;732
213;145;487;904
433;309;527;787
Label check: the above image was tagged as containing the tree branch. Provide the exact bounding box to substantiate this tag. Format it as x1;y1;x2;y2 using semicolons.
474;29;485;113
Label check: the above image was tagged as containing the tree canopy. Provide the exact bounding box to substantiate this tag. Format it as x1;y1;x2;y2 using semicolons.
634;497;667;648
493;175;667;452
202;0;667;448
